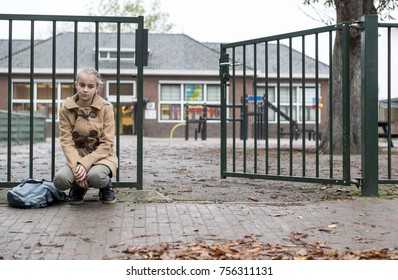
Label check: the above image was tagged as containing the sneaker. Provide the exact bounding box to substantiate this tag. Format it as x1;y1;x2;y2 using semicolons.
99;180;116;204
68;187;86;205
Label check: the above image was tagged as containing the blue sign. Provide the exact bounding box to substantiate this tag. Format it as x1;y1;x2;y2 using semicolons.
248;95;263;102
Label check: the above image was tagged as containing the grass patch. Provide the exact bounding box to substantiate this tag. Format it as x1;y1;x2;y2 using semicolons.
348;184;398;199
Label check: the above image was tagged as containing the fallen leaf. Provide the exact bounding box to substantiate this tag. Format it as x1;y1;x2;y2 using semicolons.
294;255;311;260
37;242;64;248
269;213;286;217
58;231;78;237
31;250;43;254
80;237;93;243
150;242;169;252
296;248;308;256
134;233;161;238
319;228;333;233
178;167;188;173
12;254;22;260
108;234;398;260
290;232;308;241
109;242;126;248
361;223;376;228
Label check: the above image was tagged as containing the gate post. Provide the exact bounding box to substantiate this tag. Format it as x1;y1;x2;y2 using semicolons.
361;15;379;196
135;16;148;190
219;48;229;178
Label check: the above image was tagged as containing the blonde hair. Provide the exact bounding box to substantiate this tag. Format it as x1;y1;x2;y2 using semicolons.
76;67;104;90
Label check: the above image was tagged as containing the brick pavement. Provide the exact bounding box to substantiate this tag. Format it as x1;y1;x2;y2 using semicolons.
1;197;398;259
1;137;398;259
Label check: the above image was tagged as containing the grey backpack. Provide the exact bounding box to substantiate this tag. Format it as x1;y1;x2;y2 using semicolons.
7;179;66;208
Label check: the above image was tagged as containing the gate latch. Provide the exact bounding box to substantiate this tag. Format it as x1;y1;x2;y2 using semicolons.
219;53;230;85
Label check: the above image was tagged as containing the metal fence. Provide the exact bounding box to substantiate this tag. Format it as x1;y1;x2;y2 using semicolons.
220;15;398;196
376;21;398;188
0;14;146;189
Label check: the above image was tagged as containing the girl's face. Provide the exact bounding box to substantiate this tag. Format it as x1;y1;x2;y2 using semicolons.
75;73;99;104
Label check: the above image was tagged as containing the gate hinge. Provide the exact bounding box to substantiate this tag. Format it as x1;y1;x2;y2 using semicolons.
350;21;364;30
354;177;363;188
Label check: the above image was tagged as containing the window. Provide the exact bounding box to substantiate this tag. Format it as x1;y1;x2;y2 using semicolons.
280;87;297;103
299;106;316;122
184;84;203;101
279;106;297;121
185;105;203;121
98;48;135;61
13;102;30;112
299;87;316;104
61;83;74;99
159;82;222;122
256;84;320;123
107;81;135;103
160;84;180;101
13;83;30;99
109;82;135;96
161;104;181;120
37;82;54;100
159;84;181;121
299;87;317;122
12;80;74;120
207;85;221;101
257;86;275;103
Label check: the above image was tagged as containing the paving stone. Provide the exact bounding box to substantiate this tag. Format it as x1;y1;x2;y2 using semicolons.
1;198;397;259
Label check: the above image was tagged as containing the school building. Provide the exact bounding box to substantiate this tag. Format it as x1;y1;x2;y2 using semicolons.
0;32;330;139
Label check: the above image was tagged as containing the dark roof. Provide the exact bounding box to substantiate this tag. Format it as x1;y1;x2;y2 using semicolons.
0;39;35;61
0;32;221;72
0;32;328;75
205;42;329;75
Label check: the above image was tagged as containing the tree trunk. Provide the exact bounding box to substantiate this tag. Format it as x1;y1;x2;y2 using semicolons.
320;0;376;154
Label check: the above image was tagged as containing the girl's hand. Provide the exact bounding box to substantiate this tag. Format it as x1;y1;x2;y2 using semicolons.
75;164;89;189
75;164;87;181
76;178;89;190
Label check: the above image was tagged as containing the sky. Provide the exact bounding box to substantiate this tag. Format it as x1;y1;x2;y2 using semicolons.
0;0;332;42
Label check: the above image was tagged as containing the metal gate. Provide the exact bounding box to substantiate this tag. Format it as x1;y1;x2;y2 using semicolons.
0;14;146;189
219;15;398;196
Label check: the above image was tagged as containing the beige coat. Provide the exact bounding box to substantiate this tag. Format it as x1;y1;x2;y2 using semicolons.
59;94;118;177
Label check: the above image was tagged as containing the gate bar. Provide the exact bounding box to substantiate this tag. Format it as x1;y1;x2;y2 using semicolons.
342;22;351;185
29;20;34;178
7;20;12;182
135;16;146;189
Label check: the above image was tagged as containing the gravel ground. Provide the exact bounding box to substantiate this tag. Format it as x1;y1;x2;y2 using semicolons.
141;137;354;203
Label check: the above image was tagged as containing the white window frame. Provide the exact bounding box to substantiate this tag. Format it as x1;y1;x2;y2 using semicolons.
11;79;74;122
158;81;224;123
256;83;322;124
106;80;137;103
97;48;135;61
